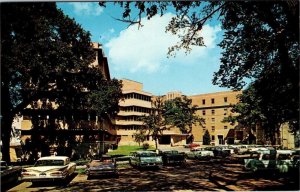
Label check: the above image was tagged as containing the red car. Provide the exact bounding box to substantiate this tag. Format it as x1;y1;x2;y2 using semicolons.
184;143;200;148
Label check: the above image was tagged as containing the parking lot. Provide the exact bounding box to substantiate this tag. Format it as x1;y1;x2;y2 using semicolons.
7;158;299;192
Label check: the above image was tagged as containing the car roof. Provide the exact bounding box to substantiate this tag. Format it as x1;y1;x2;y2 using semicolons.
276;150;294;154
101;155;112;158
38;156;69;161
136;151;156;154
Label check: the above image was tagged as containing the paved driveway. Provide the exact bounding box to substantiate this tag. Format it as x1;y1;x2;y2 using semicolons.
7;159;299;191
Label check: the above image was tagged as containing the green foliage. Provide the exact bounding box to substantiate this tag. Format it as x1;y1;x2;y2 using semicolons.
106;1;299;142
213;2;299;137
133;130;147;146
107;145;155;156
225;83;296;143
76;168;87;175
141;96;166;150
142;143;150;150
86;78;123;117
1;3;123;162
203;130;211;145
164;96;204;133
141;96;203;149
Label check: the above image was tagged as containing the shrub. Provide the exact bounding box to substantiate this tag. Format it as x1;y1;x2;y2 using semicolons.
142;143;149;150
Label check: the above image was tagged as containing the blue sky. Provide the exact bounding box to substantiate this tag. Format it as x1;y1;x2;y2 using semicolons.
57;2;230;96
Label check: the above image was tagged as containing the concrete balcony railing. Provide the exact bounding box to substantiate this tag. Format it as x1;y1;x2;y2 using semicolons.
115;120;144;125
117;111;149;116
119;99;152;108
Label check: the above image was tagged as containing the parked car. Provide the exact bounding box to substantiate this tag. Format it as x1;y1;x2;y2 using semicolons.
21;156;76;183
160;150;185;165
185;148;214;159
86;155;118;179
0;161;22;186
184;143;200;148
129;151;162;169
210;147;231;157
244;150;295;173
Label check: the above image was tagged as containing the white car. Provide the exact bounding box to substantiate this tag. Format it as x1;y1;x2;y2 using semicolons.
244;150;295;173
185;148;214;159
21;156;76;183
129;151;163;168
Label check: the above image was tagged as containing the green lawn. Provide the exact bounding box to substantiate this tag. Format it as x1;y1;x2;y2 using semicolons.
107;145;155;156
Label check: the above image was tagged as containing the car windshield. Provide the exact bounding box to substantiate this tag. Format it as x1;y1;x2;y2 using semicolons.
35;160;65;166
0;162;7;166
277;154;291;160
90;159;112;166
139;153;156;157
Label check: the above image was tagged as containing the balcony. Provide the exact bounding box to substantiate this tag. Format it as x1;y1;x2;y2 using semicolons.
119;99;152;108
115;120;144;126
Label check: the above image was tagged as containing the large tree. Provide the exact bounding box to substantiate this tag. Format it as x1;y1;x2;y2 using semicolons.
141;96;203;150
164;96;204;134
102;1;299;139
141;96;166;150
1;3;122;162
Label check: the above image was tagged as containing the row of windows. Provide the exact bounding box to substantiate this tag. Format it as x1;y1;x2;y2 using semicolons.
203;125;229;131
122;106;151;113
118;125;144;130
121;135;150;141
124;93;151;101
119;116;143;122
23;114;98;121
201;97;228;105
202;108;228;116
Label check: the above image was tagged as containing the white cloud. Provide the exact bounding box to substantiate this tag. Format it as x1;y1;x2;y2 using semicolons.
105;13;221;73
109;28;115;33
71;3;103;16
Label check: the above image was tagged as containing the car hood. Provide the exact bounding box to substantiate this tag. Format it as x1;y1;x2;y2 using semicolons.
88;163;115;170
140;157;162;163
25;165;67;172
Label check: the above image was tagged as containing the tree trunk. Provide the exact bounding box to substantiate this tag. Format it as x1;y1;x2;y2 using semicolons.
1;114;14;163
1;84;14;163
155;137;158;151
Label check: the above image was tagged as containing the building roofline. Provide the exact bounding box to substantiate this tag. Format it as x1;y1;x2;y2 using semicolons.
121;78;143;84
122;89;152;96
189;90;242;97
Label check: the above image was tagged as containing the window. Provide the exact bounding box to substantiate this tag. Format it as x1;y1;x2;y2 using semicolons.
202;110;206;116
211;118;215;123
212;126;215;132
211;109;215;115
224;97;228;103
35;160;64;166
224;108;228;115
212;136;215;141
211;98;215;104
224;126;228;129
202;99;205;105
